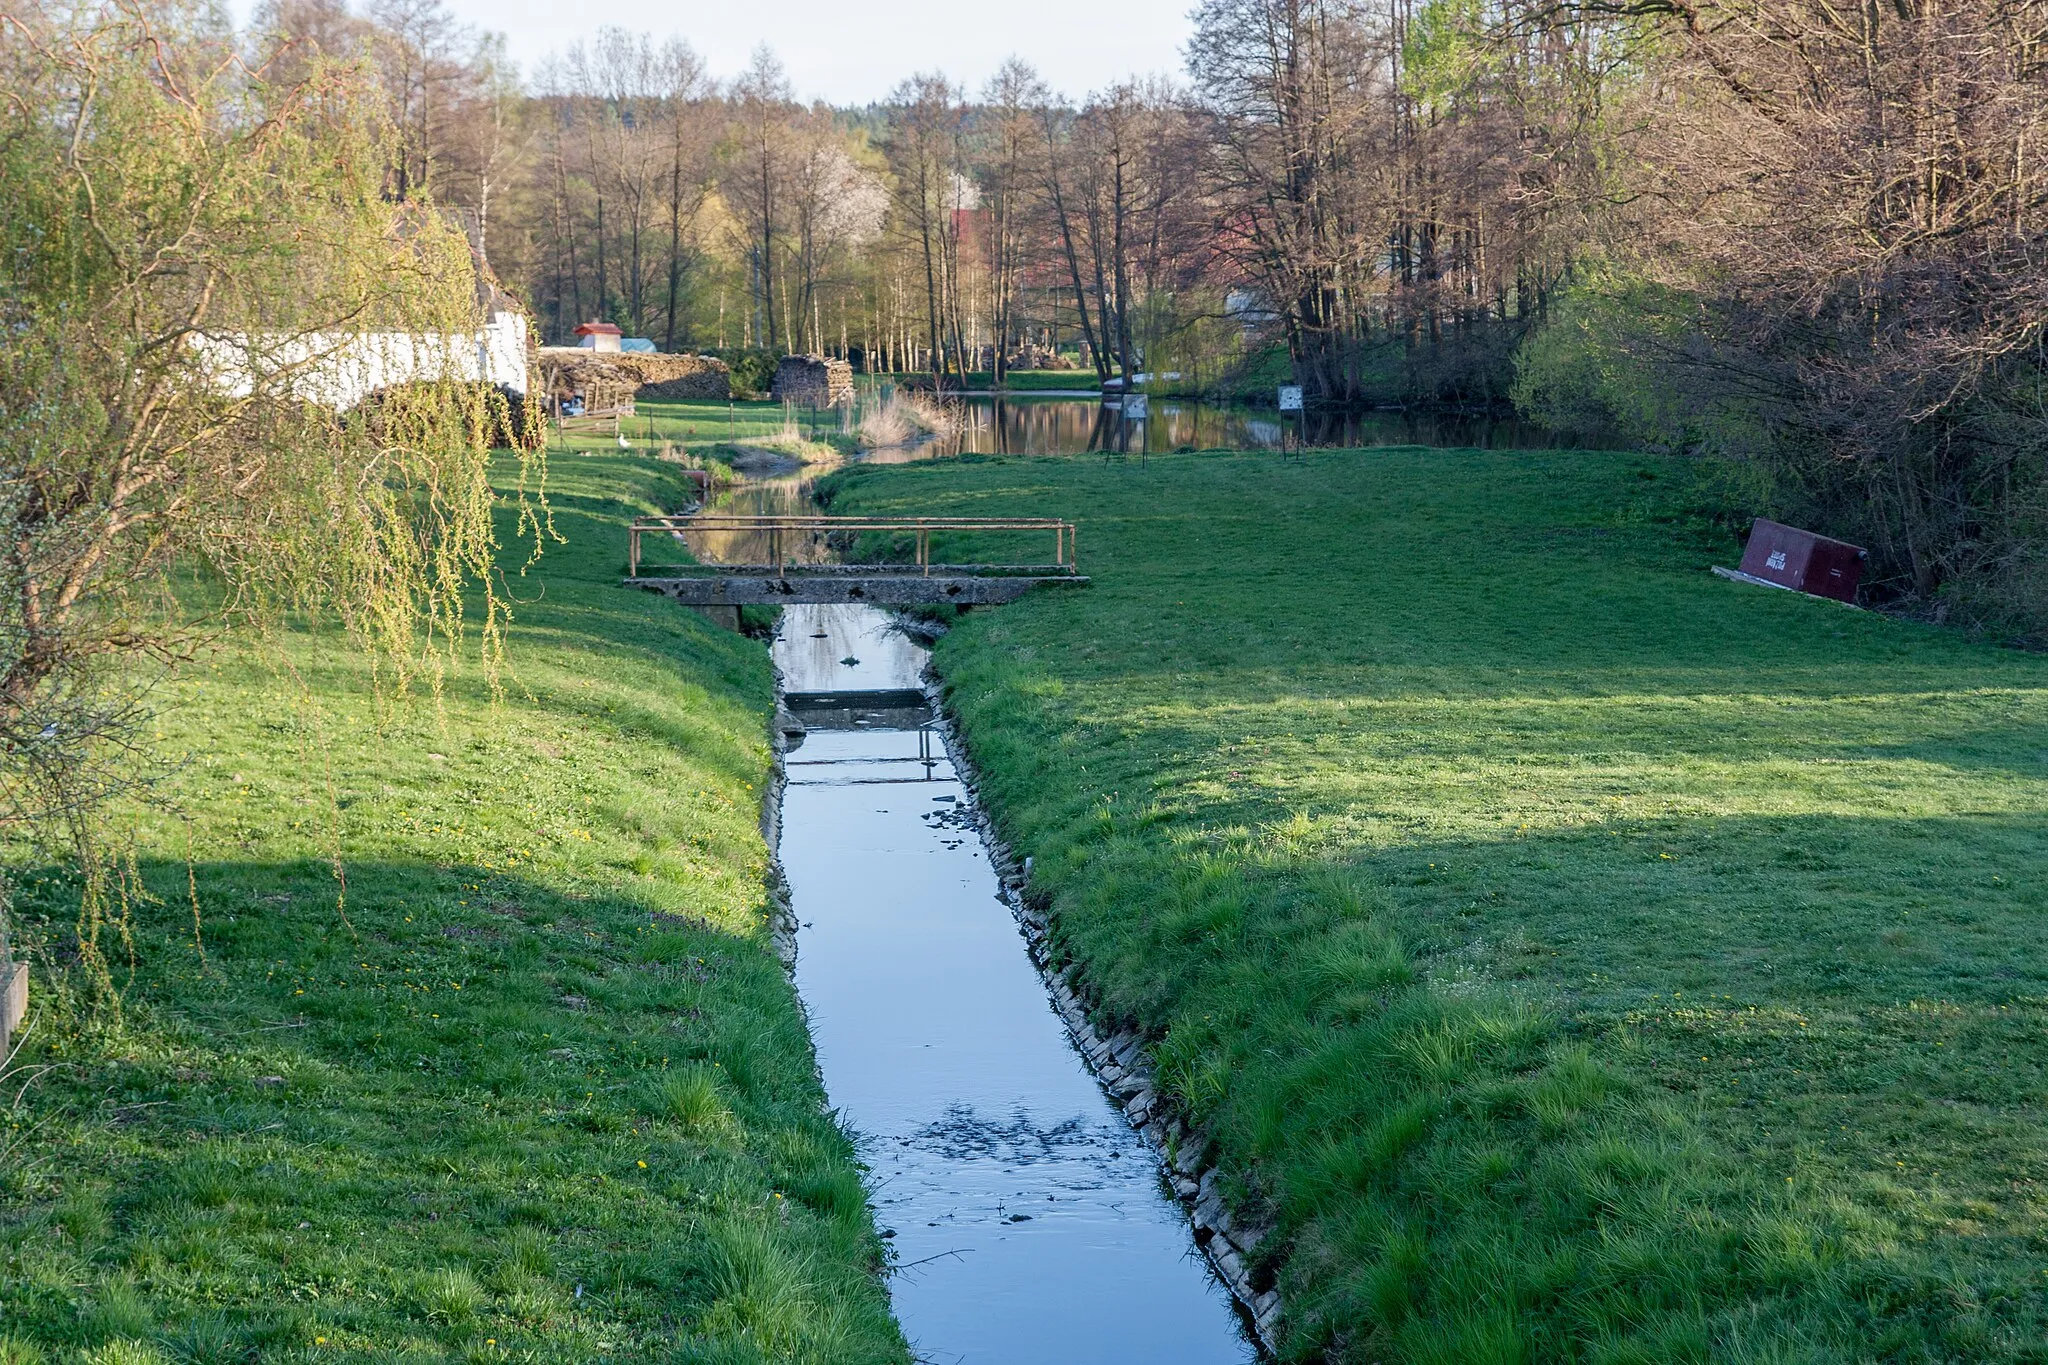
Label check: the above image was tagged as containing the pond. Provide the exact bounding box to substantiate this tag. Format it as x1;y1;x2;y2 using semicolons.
679;398;1591;566
926;396;1592;457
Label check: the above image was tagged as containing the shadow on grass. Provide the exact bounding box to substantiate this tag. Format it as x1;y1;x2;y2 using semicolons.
1004;803;2048;1363
828;438;2048;1360
1;858;903;1365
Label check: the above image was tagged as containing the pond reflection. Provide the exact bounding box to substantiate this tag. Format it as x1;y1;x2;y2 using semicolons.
672;398;1595;568
932;397;1595;457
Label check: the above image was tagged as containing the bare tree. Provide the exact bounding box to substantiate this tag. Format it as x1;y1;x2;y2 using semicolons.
885;75;972;385
656;40;714;353
977;60;1049;384
727;47;797;351
1606;0;2048;622
787;117;889;354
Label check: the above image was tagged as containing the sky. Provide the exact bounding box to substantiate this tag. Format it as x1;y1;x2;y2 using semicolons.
236;0;1200;105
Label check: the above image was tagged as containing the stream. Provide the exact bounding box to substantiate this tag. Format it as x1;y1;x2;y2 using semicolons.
772;605;1257;1363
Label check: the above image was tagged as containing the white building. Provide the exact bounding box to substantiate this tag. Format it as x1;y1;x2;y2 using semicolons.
189;307;529;412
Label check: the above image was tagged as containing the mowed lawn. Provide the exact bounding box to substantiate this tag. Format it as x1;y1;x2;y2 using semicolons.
548;399;796;456
825;448;2048;1363
0;453;906;1364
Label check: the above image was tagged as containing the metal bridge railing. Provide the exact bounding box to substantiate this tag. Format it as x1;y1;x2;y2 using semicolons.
629;515;1079;580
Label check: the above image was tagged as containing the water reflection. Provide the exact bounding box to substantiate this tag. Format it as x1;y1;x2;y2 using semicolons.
774;605;1255;1365
672;399;1591;567
679;443;933;568
933;397;1596;457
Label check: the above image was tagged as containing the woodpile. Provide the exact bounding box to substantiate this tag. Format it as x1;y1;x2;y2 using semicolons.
537;348;731;408
539;349;636;413
609;351;731;400
771;354;853;408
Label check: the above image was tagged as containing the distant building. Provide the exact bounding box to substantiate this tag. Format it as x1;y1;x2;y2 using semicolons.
574;321;624;352
189;276;529;411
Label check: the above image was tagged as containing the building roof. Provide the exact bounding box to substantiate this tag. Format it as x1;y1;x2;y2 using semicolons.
574;321;624;337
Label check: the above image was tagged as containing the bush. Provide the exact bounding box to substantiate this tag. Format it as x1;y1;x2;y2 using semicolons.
705;347;782;400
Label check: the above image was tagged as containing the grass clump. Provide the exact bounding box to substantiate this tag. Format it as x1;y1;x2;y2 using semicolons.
655;1064;738;1137
826;447;2048;1361
0;452;904;1363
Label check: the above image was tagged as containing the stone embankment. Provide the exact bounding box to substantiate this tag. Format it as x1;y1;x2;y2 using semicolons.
756;629;1280;1354
921;675;1285;1351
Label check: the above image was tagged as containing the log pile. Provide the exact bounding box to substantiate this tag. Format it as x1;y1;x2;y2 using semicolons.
771;354;853;408
538;348;731;408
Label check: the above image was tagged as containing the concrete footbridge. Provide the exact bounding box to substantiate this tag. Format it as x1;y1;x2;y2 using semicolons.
625;514;1087;623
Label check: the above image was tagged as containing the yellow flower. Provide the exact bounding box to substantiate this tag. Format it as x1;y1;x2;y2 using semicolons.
637;1160;647;1169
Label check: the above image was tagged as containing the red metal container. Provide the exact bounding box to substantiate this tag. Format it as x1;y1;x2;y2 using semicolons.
1737;518;1867;603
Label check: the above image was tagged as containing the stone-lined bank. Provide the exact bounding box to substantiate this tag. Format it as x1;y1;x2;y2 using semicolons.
763;604;1254;1363
921;673;1284;1349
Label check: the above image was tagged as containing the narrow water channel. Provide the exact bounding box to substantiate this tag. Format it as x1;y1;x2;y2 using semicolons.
772;604;1256;1364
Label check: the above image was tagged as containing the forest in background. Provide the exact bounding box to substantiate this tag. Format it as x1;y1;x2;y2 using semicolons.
30;0;2041;634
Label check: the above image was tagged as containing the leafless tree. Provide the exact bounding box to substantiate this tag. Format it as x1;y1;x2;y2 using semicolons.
977;60;1049;383
885;75;970;384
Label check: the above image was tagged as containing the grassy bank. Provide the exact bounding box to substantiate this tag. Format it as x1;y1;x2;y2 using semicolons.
549;399;797;456
1;454;905;1364
824;449;2048;1362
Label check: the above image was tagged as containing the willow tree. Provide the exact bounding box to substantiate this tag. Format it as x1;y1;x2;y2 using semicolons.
0;8;542;990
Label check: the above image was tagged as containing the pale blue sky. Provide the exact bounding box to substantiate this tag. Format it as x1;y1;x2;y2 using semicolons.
236;0;1199;104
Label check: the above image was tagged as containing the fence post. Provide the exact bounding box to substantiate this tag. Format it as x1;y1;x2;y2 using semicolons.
629;525;639;578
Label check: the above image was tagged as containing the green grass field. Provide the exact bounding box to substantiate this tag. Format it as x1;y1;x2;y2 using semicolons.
546;399;803;456
823;448;2048;1362
0;454;906;1364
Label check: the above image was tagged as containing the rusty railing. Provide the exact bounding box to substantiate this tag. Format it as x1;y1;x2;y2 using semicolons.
628;514;1078;580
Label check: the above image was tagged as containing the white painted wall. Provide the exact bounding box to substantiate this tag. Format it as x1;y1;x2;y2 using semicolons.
191;309;530;411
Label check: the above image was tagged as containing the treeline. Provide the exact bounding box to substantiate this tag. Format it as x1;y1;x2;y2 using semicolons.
256;0;1612;395
216;0;2048;628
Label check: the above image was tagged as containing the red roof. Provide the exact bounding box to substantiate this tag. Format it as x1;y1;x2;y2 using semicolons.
574;321;623;336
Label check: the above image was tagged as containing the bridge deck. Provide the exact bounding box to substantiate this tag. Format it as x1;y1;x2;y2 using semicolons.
625;513;1087;612
626;571;1086;606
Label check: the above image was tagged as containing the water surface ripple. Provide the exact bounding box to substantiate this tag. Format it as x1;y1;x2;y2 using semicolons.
772;604;1254;1364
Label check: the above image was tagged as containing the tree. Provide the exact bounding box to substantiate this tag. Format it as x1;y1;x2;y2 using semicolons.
885;74;968;384
1513;0;2048;628
977;60;1049;385
654;39;713;353
0;6;540;989
1189;0;1393;401
727;47;797;351
786;120;888;354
